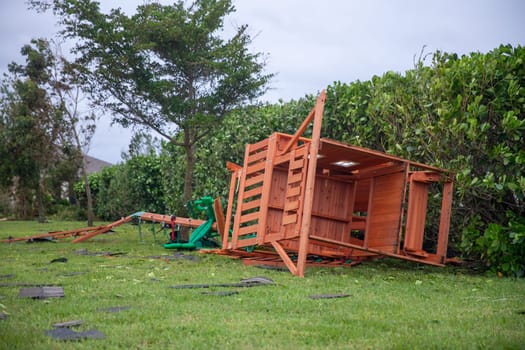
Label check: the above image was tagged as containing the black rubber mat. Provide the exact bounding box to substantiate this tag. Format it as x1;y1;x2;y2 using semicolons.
19;287;64;299
308;293;350;299
46;327;105;340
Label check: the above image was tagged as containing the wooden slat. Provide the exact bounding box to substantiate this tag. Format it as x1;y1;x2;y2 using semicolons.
247;150;267;163
289;158;304;170
243;186;263;200
232;144;253;247
284;200;299;211
436;181;454;262
241;198;261;211
246;161;266;175
223;165;241;249
271;241;299;275
246;173;265;187
240;211;260;224
238;224;259;236
282;214;297;225
287;172;303;184
235;237;257;248
309;235;444;267
248;138;268;152
286;186;301;198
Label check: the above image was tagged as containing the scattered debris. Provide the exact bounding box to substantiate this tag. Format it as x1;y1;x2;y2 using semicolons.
19;286;65;299
46;327;105;341
202;290;239;296
59;271;88;277
74;248;89;255
0;312;8;320
52;320;84;328
254;265;288;272
27;237;55;243
0;274;15;279
170;276;274;289
308;293;350;300
99;306;131;313
50;257;68;263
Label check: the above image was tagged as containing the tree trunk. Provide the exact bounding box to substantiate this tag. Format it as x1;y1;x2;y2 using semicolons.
36;175;46;223
183;130;195;208
80;164;95;227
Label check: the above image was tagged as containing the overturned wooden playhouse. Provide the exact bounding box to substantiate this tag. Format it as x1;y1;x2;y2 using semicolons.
219;91;454;277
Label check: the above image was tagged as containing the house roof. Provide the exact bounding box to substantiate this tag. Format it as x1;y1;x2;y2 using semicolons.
83;154;112;175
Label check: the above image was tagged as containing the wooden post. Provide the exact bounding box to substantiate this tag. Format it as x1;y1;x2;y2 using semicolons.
436;181;454;262
296;90;326;277
223;162;242;249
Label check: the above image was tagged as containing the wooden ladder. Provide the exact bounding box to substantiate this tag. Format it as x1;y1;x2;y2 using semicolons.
231;136;276;248
280;145;309;238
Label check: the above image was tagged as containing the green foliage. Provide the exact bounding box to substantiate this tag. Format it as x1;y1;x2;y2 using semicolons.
31;0;273;203
461;212;525;277
324;44;525;274
0;39;78;220
76;155;166;220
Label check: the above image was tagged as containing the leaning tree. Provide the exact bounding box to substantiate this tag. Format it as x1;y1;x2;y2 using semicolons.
31;0;273;205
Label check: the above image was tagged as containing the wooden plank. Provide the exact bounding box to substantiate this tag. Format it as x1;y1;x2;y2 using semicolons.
297;90;326;277
309;235;444;267
247;149;268;163
242;186;263;200
223;166;240;249
280;107;316;155
363;177;375;249
282;214;297;225
72;216;132;243
235;237;257;248
284;200;299;211
436;181;454;262
287;172;303;184
213;198;226;246
245;173;265;187
340;182;357;242
239;211;260;224
404;180;429;251
248;138;268;153
241;198;261;211
286;186;301;198
271;241;299;276
238;224;259;236
289;158;304;170
232;144;253;248
246;161;266;175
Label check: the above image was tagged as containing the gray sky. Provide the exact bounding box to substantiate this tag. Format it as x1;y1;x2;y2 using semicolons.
1;0;524;163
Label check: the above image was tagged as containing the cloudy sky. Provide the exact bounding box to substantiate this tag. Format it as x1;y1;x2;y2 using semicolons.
1;0;524;163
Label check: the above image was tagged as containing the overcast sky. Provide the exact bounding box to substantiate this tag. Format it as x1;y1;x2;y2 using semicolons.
1;0;524;163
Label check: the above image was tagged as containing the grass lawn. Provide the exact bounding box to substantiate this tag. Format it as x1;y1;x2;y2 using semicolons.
0;220;524;349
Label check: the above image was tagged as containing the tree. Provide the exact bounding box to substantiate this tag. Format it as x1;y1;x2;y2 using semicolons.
31;0;272;205
0;39;63;221
50;42;98;226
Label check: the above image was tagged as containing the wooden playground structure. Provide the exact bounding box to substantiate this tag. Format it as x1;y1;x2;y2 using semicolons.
218;91;454;276
3;91;455;277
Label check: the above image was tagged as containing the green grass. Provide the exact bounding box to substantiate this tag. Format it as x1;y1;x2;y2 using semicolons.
1;220;524;349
